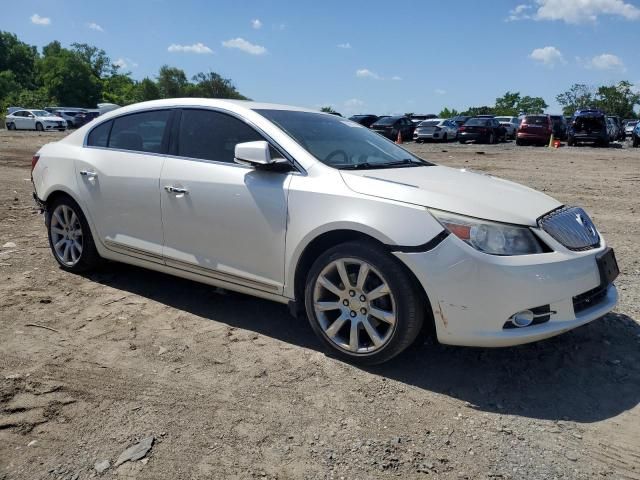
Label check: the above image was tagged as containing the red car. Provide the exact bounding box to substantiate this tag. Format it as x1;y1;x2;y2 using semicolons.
516;115;553;146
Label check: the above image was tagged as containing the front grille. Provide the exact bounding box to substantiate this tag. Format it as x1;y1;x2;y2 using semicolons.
538;206;600;251
573;286;608;314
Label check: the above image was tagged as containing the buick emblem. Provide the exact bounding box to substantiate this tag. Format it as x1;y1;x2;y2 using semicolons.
575;212;597;238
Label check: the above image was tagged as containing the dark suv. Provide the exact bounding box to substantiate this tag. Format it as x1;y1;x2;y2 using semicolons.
567;109;609;147
549;115;567;140
348;115;380;128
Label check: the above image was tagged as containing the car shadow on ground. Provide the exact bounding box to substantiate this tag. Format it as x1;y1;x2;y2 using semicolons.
87;262;640;424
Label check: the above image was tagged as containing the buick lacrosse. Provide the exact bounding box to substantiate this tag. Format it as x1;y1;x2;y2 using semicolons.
31;99;619;364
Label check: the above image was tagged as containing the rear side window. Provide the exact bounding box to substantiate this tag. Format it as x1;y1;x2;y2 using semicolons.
109;110;171;153
87;121;112;147
177;109;263;163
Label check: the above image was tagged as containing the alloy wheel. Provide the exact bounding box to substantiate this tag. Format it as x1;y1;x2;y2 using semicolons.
313;258;397;354
50;204;83;266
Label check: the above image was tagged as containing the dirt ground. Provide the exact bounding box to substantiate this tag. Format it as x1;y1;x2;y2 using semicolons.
1;130;639;480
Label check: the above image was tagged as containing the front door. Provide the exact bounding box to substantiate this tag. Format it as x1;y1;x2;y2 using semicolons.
160;109;291;293
75;109;172;260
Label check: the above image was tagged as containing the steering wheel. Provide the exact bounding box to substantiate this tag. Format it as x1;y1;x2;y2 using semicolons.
324;149;349;164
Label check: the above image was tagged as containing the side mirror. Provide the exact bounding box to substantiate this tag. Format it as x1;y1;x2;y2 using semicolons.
234;140;290;169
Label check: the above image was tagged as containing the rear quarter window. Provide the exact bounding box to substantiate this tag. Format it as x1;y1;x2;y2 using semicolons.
87;121;112;148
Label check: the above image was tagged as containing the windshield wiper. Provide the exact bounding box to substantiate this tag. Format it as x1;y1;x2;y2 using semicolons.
337;162;376;170
375;158;428;168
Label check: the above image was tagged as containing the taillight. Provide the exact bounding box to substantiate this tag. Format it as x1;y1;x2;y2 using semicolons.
459;126;466;131
31;154;40;172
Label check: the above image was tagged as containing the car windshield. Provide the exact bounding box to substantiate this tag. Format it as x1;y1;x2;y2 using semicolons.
495;117;510;122
465;119;489;126
255;109;432;170
418;120;440;127
371;116;400;126
31;110;53;117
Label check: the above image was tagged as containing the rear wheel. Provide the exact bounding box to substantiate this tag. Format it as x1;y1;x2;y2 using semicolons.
35;122;44;132
442;133;448;142
304;241;425;365
488;133;495;144
46;195;101;272
633;136;639;148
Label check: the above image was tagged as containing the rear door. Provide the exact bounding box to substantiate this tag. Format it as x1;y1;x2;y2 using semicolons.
75;109;173;260
160;108;291;293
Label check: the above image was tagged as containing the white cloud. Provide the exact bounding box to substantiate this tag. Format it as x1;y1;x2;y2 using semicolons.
251;19;262;29
88;22;103;32
529;46;565;66
391;75;402;81
508;0;640;23
222;37;267;55
113;58;138;69
30;14;50;25
434;88;447;95
337;42;352;49
168;42;213;54
356;68;381;80
506;4;532;21
587;53;626;70
344;98;364;108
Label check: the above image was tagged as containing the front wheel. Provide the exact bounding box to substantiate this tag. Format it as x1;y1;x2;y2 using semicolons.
304;241;425;365
633;137;639;148
7;122;16;130
442;133;448;142
36;122;44;132
46;195;101;272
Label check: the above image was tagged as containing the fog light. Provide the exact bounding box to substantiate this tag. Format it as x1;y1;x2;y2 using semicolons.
511;310;534;327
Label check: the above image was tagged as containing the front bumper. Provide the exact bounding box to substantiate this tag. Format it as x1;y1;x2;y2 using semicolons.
394;233;618;347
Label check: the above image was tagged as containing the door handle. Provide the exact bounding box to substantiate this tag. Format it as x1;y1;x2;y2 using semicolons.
164;186;189;195
80;170;97;178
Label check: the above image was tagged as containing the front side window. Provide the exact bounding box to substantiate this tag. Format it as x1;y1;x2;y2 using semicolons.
108;110;171;153
177;109;263;163
87;120;113;147
256;109;432;170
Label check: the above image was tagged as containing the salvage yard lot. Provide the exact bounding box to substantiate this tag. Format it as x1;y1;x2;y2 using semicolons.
1;130;639;479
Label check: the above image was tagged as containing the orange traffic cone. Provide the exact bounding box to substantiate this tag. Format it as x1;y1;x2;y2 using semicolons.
396;130;403;144
553;139;561;148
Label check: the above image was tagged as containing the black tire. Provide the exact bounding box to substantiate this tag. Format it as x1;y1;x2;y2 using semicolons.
600;139;609;148
36;122;44;132
488;133;495;144
633;137;639;148
7;122;16;130
515;138;522;146
459;139;466;144
442;133;448;142
304;240;426;365
46;194;101;273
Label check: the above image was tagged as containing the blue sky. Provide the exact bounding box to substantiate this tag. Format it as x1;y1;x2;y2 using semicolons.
2;0;639;115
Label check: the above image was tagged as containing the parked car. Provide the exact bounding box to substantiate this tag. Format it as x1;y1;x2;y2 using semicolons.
632;122;640;147
494;116;520;139
74;110;101;128
549;115;568;140
623;120;638;138
451;115;471;128
370;115;415;141
413;118;458;142
458;117;505;144
348;115;379;128
605;117;617;142
567;109;609;147
409;114;437;126
5;109;67;131
607;116;624;140
31;98;619;364
54;110;88;128
516;115;552;146
7;106;24;115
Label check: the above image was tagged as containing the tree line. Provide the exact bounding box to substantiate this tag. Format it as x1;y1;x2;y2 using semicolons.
2;30;638;121
0;30;248;116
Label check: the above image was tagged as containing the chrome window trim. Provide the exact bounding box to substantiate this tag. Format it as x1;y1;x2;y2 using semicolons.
83;105;306;175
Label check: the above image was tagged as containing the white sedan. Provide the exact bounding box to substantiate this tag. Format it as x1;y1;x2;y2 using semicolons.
413;118;458;142
5;109;67;131
31;99;619;364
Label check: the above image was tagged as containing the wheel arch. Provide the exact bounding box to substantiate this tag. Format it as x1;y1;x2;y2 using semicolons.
289;228;436;337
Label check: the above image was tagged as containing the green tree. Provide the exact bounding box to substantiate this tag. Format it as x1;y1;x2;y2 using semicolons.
188;71;248;99
0;31;38;90
0;71;20;100
157;65;188;98
135;77;161;102
594;81;639;118
438;107;459;118
494;91;521;116
71;43;113;77
556;84;595;116
517;95;547;114
38;43;101;106
464;106;495;116
320;106;338;114
102;73;137;105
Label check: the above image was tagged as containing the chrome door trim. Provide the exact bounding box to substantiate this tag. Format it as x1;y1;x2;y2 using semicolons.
104;239;164;263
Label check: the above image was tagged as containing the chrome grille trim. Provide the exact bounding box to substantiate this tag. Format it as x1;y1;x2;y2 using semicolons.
538;206;600;251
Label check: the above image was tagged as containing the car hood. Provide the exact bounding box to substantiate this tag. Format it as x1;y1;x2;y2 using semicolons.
38;116;65;122
340;165;561;226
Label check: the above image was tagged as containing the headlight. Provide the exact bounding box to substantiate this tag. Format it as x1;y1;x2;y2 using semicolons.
429;209;545;255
